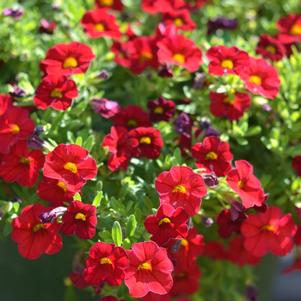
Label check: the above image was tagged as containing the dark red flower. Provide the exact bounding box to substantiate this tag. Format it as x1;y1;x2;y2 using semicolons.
256;35;286;62
43;144;97;190
237;57;280;99
112;105;151;130
241;206;297;257
292;155;301;177
155;166;207;216
203;241;228;260
209;91;251;121
40;42;95;76
81;8;121;39
125;241;174;298
84;242;129;286
70;269;89;289
157;34;202;72
206;45;249;76
0;141;44;187
277;14;301;44
216;209;244;238
0;106;34;154
147;97;176;123
192;136;233;177
37;176;77;206
61;201;97;239
226;160;265;209
162;10;196;31
144;204;188;245
128;127;163;159
0;94;11;116
11;204;62;260
34;75;78;110
95;0;123;11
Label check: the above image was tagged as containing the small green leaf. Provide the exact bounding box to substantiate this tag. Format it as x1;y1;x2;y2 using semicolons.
126;214;137;237
112;221;123;246
75;136;83;146
73;193;82;201
92;191;103;207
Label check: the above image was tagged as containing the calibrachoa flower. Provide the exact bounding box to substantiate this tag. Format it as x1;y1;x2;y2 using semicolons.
147;97;176;123
128;127;163;159
0;94;11;116
124;241;174;298
61;201;97;239
0;106;34;154
11;204;63;260
112;105;151;129
226;160;265;209
39;19;57;34
144;204;188;245
206;45;249;76
192;136;233;177
155;166;207;216
142;0;186;14
241;206;297;257
162;10;196;31
43;144;97;189
84;242;129;286
34;75;78;110
0;141;45;187
40;42;95;76
91;98;120;119
292;155;301;177
157;34;202;72
209;91;251;121
237;57;280;99
277;14;301;44
81;8;121;39
95;0;123;11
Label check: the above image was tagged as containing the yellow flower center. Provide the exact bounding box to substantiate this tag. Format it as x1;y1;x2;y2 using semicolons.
63;56;78;69
100;257;113;265
127;119;137;127
221;59;234;70
205;151;218;160
64;162;78;174
95;23;105;32
50;88;63;99
262;224;276;233
57;181;67;192
290;23;301;35
265;45;276;54
140;51;153;62
154;106;164;114
174;18;183;27
159;217;171;226
172;184;187;194
19;156;30;164
223;96;235;105
10;123;20;134
249;75;262;85
138;262;152;271
172;53;185;64
99;0;113;5
181;239;189;247
32;223;45;232
238;180;245;189
74;212;86;221
139;136;152;144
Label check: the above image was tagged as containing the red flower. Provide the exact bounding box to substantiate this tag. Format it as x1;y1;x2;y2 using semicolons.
0;106;34;154
70;269;89;289
203;241;228;260
157;34;202;72
292;155;301;177
283;258;301;274
256;35;286;62
81;8;121;39
216;209;244;238
184;0;207;10
84;242;129;286
209;91;251;121
237;58;280;99
0;94;11;116
125;241;174;298
61;201;97;239
142;292;171;301
155;166;207;216
11;204;62;260
34;75;78;110
277;14;301;44
241;206;297;257
43;144;97;189
192;136;233;177
162;10;196;31
112;105;151;129
0;141;44;187
147;97;176;123
142;0;185;14
206;45;249;76
226;160;265;209
95;0;123;11
37;176;77;206
40;42;95;76
144;204;188;245
102;126;130;172
128;127;163;159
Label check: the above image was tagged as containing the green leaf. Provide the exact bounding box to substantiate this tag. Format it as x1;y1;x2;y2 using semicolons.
73;193;82;202
92;191;103;207
112;221;123;246
75;136;83;146
126;214;137;237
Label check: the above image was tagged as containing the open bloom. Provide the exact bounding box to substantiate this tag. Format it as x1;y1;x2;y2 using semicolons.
95;0;123;10
43;144;97;189
142;0;185;14
256;35;286;62
147;97;176;123
128;127;163;159
277;14;301;44
81;8;121;39
192;136;233;177
125;241;174;298
34;75;78;110
155;166;207;216
84;242;129;286
144;204;188;245
11;204;62;260
40;42;95;76
61;201;97;239
241;206;297;257
226;160;265;209
162;9;196;31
